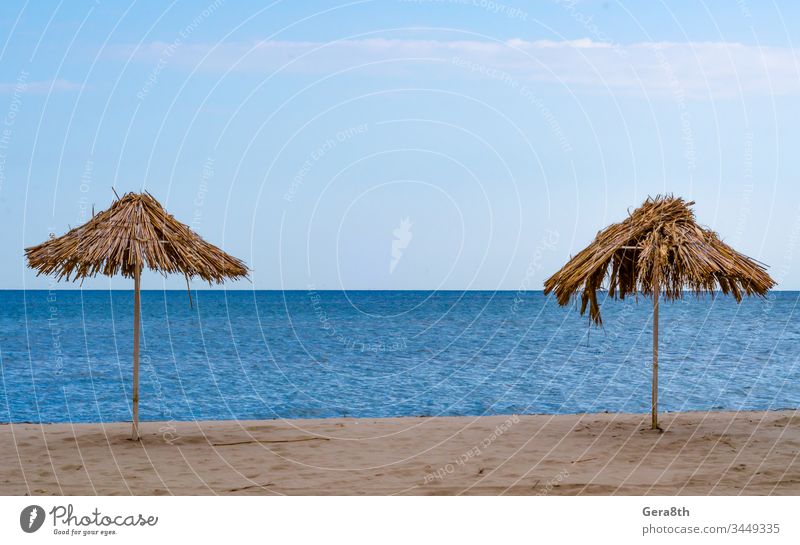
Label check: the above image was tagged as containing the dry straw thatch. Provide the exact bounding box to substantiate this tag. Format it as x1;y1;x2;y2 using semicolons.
544;195;775;430
25;191;247;440
544;195;774;325
25;191;248;283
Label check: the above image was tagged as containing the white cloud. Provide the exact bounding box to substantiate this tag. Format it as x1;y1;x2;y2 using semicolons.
119;38;800;99
0;79;82;94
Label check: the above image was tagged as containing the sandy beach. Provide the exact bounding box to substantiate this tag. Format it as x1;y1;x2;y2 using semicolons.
1;410;798;495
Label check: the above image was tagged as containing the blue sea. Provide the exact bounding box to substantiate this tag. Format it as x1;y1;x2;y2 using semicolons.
1;290;798;423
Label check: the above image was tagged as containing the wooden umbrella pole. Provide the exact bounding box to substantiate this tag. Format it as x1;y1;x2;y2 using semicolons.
131;268;141;441
652;273;660;430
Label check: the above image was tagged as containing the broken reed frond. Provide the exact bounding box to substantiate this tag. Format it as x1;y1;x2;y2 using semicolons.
25;192;248;283
543;195;775;325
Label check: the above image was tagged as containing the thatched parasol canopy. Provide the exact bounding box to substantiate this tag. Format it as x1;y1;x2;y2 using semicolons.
544;195;774;325
544;195;775;429
25;191;248;440
26;191;247;283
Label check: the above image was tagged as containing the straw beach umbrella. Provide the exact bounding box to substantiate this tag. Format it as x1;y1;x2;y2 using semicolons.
25;192;248;440
543;196;774;430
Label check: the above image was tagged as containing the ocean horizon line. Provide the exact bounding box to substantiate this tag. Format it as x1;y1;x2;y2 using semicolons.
4;288;800;293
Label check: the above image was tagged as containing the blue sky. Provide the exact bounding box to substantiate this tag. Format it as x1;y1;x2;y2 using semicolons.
2;0;800;290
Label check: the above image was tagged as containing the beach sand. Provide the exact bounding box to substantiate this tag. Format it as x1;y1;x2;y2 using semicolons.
1;410;798;495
